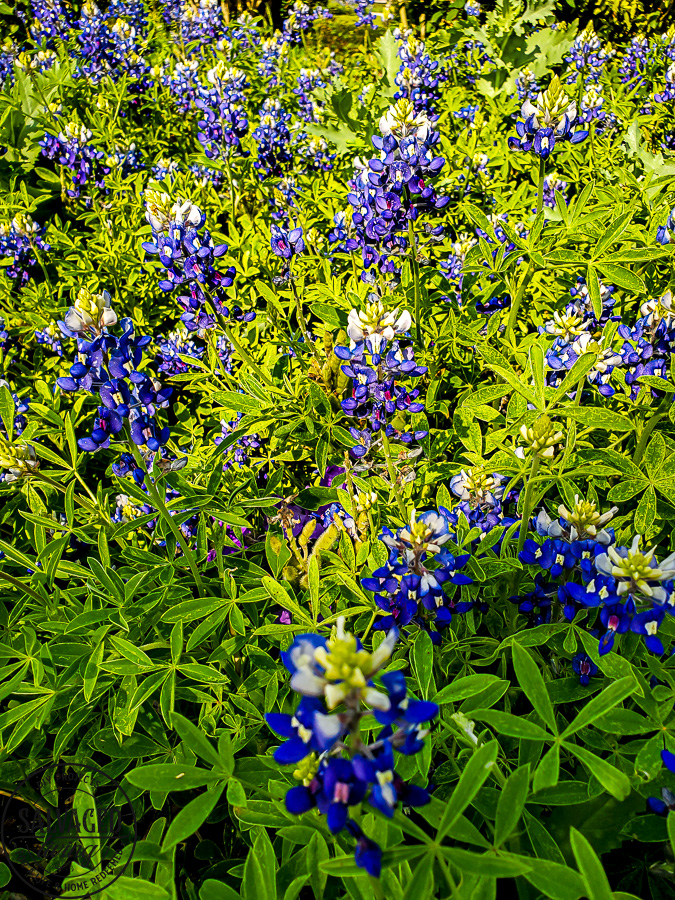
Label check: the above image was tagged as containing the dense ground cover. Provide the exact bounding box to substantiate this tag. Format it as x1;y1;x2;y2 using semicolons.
1;0;675;897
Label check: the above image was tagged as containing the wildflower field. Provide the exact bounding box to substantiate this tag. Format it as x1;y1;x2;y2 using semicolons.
2;0;675;896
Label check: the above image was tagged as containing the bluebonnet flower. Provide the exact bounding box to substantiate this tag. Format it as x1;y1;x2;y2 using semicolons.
282;1;331;45
564;26;613;85
294;67;326;123
648;787;675;816
39;122;108;201
545;331;623;398
579;86;607;127
56;289;173;457
440;233;477;306
195;63;250;160
154;328;206;376
328;211;360;253
0;215;50;286
297;135;336;173
516;67;540;103
163;61;200;114
657;207;675;245
362;510;473;640
595;536;675;604
598;603;632;654
271;225;305;259
542;173;568;208
509;76;589;159
28;0;71;47
464;0;481;15
151;158;180;181
35;321;63;356
336;322;428;452
268;618;435;877
394;36;446;116
143;192;243;333
215;413;261;470
571;652;598;685
252;99;293;179
257;33;291;85
454;105;478;128
510;575;555;625
347;99;448;282
0;38;19;85
352;0;377;29
655;62;675;103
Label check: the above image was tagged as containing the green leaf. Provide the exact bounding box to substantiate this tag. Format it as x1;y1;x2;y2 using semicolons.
524;858;585;900
561;676;635;738
595;263;645;293
412;629;433;699
563;743;631;800
200;880;242;900
104;877;171;899
162;785;224;850
593;210;633;258
569;828;613;900
440;848;532;877
214;391;265;414
512;643;557;734
635;486;657;534
586;266;602;321
401;854;435;900
469;709;550;740
171;713;223;769
436;740;498;840
560;407;635;431
432;675;504;704
550;353;600;407
494;764;530;847
126;764;222;792
262;576;313;626
533;743;560;793
306;831;329;900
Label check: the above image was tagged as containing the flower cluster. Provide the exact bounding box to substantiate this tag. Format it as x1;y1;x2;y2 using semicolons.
56;289;173;455
508;76;589;159
266;618;437;877
335;296;428;451
0;215;49;286
394;36;446;116
518;497;675;656
252;100;294;179
195;63;250;160
362;510;473;642
347;99;448;281
40;123;110;201
564;26;613;85
142;192;241;333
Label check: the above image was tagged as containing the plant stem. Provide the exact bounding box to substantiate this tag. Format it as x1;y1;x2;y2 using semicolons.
504;259;534;347
381;430;407;523
127;436;205;595
633;401;669;465
516;454;541;555
407;218;422;345
205;296;277;390
289;276;322;367
536;154;546;216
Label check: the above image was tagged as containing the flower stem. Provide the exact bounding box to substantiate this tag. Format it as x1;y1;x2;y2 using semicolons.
504;260;533;347
381;430;407;523
205;296;277;390
127;435;205;595
289;276;322;367
407;219;422;345
633;401;669;465
516;455;541;555
536;155;546;216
